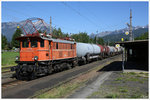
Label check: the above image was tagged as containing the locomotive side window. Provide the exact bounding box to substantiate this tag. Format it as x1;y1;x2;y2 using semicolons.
71;44;73;49
40;40;44;47
31;40;37;47
56;43;58;49
22;40;29;48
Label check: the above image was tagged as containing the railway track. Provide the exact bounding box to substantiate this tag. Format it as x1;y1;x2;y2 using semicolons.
2;79;25;89
2;55;122;98
2;66;14;73
2;73;27;90
2;67;22;89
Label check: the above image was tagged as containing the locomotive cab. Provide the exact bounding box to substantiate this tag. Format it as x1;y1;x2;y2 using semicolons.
16;35;51;63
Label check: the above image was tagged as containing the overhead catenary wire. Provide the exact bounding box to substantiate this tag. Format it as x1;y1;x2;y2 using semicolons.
3;3;131;35
61;2;101;29
3;7;32;18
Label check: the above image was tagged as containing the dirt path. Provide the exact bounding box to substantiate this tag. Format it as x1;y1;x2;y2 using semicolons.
68;72;112;98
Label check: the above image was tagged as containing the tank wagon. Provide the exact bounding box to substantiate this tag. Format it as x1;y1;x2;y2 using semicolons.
76;43;101;64
108;46;115;56
97;44;105;59
11;18;122;80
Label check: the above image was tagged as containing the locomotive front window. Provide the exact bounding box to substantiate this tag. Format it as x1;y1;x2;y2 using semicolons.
31;40;37;47
40;40;44;47
22;40;29;48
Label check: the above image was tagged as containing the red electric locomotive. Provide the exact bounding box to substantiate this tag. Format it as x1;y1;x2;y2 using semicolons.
11;18;77;80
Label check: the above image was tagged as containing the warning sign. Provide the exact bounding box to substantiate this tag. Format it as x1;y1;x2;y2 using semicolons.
115;44;120;48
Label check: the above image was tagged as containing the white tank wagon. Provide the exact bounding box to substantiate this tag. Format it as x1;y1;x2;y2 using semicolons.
116;47;122;54
76;42;101;63
108;46;116;56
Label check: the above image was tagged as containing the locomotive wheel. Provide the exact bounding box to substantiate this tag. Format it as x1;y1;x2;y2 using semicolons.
29;73;37;80
16;72;23;80
67;63;72;69
47;66;53;74
16;68;25;80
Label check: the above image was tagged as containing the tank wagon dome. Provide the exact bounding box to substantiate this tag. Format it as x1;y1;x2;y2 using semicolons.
76;42;101;57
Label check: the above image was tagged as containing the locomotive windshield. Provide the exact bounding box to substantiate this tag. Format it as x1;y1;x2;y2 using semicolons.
40;40;44;47
22;40;29;48
31;40;38;47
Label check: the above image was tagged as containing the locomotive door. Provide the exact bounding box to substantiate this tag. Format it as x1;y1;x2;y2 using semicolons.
49;41;53;60
31;39;38;61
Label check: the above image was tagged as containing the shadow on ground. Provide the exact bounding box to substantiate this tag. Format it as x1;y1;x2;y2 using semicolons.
97;61;148;72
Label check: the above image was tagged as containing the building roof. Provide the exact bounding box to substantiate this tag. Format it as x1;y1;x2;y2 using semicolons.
115;40;148;47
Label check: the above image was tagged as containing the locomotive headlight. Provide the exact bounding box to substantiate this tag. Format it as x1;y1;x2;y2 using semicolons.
34;56;38;61
16;56;19;61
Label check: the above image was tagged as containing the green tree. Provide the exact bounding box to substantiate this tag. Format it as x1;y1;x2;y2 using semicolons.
92;36;104;45
97;37;104;45
11;28;23;48
135;32;148;40
2;34;8;50
71;32;90;43
52;27;63;38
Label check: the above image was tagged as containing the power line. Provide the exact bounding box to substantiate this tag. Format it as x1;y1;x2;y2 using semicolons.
3;7;32;18
61;2;100;28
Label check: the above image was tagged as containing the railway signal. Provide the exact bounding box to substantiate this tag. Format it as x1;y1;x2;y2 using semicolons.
121;38;124;42
125;31;129;35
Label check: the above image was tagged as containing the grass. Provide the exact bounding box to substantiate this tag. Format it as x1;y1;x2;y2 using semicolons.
105;94;120;98
1;52;19;67
37;81;86;98
114;72;148;84
119;87;128;93
89;72;148;98
130;94;144;98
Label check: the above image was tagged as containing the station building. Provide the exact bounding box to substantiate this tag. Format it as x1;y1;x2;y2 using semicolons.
117;40;148;70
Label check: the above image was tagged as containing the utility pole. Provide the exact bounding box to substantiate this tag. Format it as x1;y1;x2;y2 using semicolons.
50;16;52;35
129;9;133;41
127;9;133;41
108;40;109;46
96;30;98;44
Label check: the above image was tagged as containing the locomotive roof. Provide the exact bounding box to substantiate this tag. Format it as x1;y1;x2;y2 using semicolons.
41;37;76;44
16;34;76;44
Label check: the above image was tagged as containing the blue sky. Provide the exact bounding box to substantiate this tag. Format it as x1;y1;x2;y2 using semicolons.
2;1;149;34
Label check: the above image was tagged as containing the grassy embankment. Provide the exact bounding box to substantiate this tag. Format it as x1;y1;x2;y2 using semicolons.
2;52;19;68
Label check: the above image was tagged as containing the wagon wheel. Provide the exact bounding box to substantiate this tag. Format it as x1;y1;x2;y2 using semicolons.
86;54;90;63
